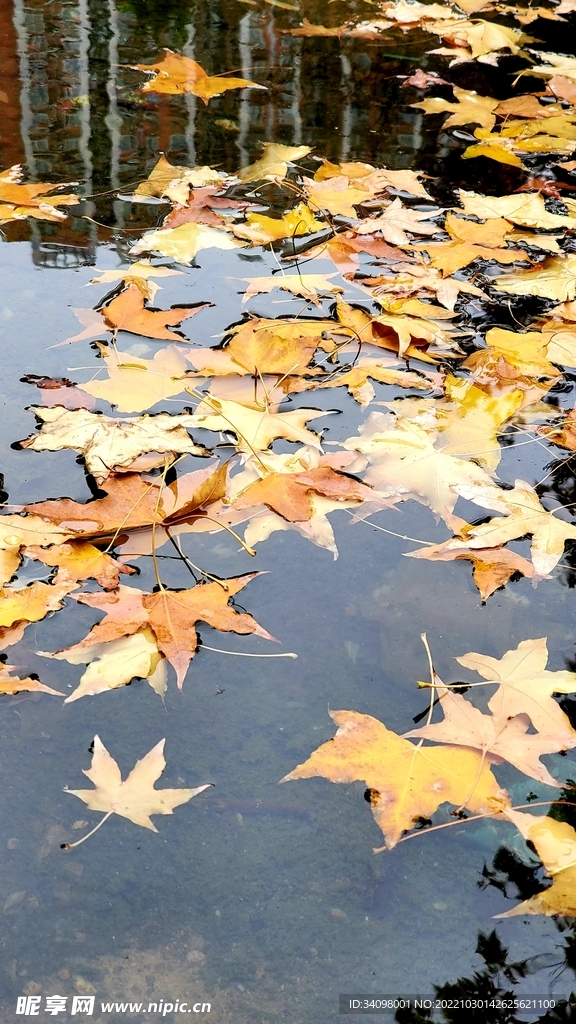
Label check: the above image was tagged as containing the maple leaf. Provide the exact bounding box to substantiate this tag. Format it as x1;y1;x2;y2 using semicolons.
186;396;332;453
412;85;499;129
61;287;210;346
406;540;536;601
282;19;392;38
240;274;343;307
223;448;381;558
405;680;576;786
78;344;192;413
162;188;251;231
483;327;560;375
130;222;244;265
429;19;529;64
495;809;576;917
232;204;324;244
540;405;576;451
454;477;576;576
300;232;407;280
401;69;451;88
131;50;265;103
0;578;77;629
24;540;136;591
0;165;80;220
18;406;207;483
463;137;524;169
50;574;276;690
317;354;435;406
45;629;168;702
494;254;576;302
525;51;576;84
417;212;527;275
131;154;226;204
383;1;458;26
237;144;312;184
311;161;433;201
462;350;557;407
0;203;74;224
231;465;378;522
188;316;327;377
395;372;526;474
362;262;484;310
333;300;462;361
342;412;494;528
548;75;576;103
456;637;576;736
463;116;576;166
88;260;184;302
103;285;210;341
457;189;576;229
355;199;440;246
23;463;227;541
65;735;212;831
303;176;372;218
281;709;509;849
0;662;63;697
0;513;73;586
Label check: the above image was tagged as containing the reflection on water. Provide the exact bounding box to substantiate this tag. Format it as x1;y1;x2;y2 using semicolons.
2;0;576;1020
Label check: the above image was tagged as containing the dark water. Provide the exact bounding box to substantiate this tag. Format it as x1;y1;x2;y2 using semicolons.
2;1;576;1022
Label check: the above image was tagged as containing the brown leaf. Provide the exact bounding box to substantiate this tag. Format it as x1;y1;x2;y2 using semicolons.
401;69;451;88
406;540;537;600
163;188;250;230
55;574;276;690
102;285;210;341
24;463;226;539
232;466;376;522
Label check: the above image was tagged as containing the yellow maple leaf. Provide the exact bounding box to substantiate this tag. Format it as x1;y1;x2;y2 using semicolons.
232;204;324;244
240;274;343;306
496;809;576;917
131;50;266;103
304;176;372;218
494;254;576;302
237;143;311;183
412;85;499;129
281;709;508;850
78;344;191;413
186;395;332;452
88;260;184;303
130;222;244;265
131;154;226;203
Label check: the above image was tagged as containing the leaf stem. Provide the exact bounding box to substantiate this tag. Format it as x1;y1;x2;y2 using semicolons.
61;811;113;849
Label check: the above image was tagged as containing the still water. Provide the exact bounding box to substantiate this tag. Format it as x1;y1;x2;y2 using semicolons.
2;0;576;1021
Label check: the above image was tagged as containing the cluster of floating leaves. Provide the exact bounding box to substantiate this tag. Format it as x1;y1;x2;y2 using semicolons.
5;26;576;911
